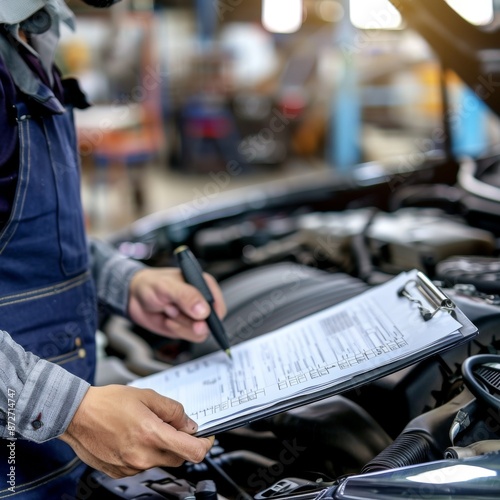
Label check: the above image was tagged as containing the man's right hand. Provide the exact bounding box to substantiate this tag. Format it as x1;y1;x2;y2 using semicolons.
59;385;214;478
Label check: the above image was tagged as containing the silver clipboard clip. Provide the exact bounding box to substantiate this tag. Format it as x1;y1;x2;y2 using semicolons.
398;271;456;321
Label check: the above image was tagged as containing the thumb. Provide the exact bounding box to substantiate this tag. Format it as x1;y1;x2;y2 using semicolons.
141;389;198;434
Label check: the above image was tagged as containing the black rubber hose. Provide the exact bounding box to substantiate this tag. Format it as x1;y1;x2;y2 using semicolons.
361;432;433;473
361;389;477;474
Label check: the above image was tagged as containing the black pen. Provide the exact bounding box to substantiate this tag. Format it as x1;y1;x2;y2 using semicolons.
174;245;232;360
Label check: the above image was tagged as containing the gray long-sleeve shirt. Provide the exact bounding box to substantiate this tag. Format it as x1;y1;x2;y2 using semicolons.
0;238;145;443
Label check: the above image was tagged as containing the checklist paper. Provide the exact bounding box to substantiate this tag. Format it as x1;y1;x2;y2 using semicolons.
129;270;477;435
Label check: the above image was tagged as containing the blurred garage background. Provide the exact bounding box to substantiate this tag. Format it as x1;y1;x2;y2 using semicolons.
60;0;500;236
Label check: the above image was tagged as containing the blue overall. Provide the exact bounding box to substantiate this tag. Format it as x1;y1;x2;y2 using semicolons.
0;36;97;498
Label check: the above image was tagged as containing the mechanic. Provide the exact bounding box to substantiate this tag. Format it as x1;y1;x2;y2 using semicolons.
0;1;225;498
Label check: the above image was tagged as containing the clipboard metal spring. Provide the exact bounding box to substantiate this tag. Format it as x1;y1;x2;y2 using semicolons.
398;272;455;321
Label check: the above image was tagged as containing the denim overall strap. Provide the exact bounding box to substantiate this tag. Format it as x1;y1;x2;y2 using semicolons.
0;35;97;498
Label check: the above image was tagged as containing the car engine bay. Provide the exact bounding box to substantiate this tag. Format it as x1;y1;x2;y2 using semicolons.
81;148;500;499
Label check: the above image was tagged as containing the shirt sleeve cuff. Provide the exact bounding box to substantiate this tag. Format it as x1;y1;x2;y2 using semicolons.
13;360;90;443
89;238;146;317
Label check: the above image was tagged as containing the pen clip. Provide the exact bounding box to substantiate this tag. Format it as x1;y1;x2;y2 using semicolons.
175;245;214;303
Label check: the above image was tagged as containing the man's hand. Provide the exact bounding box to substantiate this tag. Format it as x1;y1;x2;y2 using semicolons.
59;385;214;478
128;268;226;342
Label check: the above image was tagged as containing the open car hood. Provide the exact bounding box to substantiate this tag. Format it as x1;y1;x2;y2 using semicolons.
390;0;500;118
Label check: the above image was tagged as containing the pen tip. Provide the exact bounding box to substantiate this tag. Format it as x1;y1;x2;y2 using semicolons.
225;349;233;360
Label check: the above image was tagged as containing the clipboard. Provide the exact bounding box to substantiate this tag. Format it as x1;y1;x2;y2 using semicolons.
129;270;478;437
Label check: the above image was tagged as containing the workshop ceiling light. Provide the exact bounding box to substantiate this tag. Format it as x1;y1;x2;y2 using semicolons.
349;0;403;30
446;0;493;26
349;0;493;29
262;0;303;33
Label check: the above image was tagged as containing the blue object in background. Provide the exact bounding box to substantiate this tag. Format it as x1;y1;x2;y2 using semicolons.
452;84;489;158
326;0;362;171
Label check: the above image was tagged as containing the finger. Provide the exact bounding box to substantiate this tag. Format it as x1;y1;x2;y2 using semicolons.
154;427;214;464
160;280;210;321
164;313;209;337
104;464;142;479
131;309;209;341
141;390;198;433
138;393;214;463
163;317;210;342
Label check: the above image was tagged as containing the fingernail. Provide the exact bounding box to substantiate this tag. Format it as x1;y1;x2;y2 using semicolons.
192;302;208;317
188;418;198;432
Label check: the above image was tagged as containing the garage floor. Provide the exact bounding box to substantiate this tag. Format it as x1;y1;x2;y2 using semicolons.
82;158;328;238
